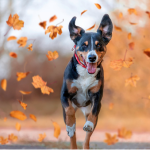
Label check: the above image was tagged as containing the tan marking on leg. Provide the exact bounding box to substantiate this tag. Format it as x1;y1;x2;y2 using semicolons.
83;131;93;149
95;40;99;45
87;111;97;126
90;80;102;93
84;41;88;45
66;80;78;94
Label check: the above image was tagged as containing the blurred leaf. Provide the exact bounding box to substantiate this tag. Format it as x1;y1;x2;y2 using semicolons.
123;57;133;68
30;114;37;122
143;48;150;57
46;51;59;61
16;72;30;81
109;103;114;110
119;12;123;18
1;79;7;91
94;3;101;9
3;117;7;122
114;25;122;31
52;122;61;138
0;137;8;145
9;52;17;58
125;75;140;87
110;59;123;71
18;100;27;110
128;8;137;15
86;23;95;31
27;44;33;51
49;15;57;22
15;122;21;131
39;21;47;29
17;37;27;47
38;133;46;142
118;127;132;139
129;42;134;50
41;86;54;95
104;133;118;145
146;11;150;18
8;134;18;142
128;33;131;40
7;36;17;41
19;91;32;95
10;110;27;121
81;10;87;15
129;22;137;25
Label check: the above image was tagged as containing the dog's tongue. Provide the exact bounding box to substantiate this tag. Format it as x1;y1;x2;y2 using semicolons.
87;63;97;74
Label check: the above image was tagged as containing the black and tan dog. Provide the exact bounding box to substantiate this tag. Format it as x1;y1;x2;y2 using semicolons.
61;14;113;149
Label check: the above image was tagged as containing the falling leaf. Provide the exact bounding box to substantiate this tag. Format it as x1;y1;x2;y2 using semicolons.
143;48;150;57
86;24;95;31
39;21;47;29
114;25;122;31
27;44;33;51
8;134;18;142
17;37;27;47
10;110;27;121
4;117;7;122
9;52;17;58
129;42;134;50
7;36;17;41
94;3;101;9
46;51;59;61
81;10;87;15
0;137;8;145
118;127;132;139
128;33;131;40
18;100;27;110
52;122;61;138
125;75;140;87
146;11;150;18
109;103;114;110
41;86;54;95
19;91;32;95
123;57;133;68
38;133;46;142
49;15;57;22
30;114;37;122
15;122;21;131
6;14;24;30
1;79;7;91
104;133;118;145
119;12;123;18
45;25;63;39
129;22;137;25
128;8;137;15
16;72;30;81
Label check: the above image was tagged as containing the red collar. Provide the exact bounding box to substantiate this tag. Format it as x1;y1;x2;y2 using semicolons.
74;45;87;68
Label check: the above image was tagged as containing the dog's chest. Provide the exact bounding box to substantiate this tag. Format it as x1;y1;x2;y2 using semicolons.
71;65;100;106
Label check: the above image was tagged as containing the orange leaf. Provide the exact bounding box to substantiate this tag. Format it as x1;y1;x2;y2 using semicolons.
52;122;61;138
9;52;17;58
1;79;7;91
6;14;24;30
119;12;123;18
128;33;131;40
38;133;46;142
143;48;150;57
19;91;32;95
7;36;17;41
30;114;37;122
18;100;27;110
15;122;21;131
3;117;7;122
39;21;47;29
27;44;33;51
114;25;122;31
123;57;133;68
110;59;123;71
118;127;132;139
104;133;118;145
94;3;101;9
86;23;95;31
16;72;30;81
8;134;18;142
49;15;57;22
17;37;27;47
46;51;59;61
0;137;8;145
41;86;54;95
129;42;134;50
128;8;137;15
109;103;114;110
10;110;27;121
129;22;137;25
125;75;140;87
146;11;150;18
32;75;47;88
81;10;87;15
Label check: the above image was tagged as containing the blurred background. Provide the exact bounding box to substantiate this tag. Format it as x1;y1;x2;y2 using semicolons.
0;0;150;141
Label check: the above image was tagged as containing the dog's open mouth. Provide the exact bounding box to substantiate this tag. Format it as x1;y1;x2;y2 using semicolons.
87;62;97;74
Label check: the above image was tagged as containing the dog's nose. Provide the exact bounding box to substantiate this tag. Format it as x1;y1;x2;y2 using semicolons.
88;55;96;62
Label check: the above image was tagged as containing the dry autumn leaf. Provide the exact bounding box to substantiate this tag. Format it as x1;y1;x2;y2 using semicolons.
46;51;59;61
18;100;27;110
52;122;61;138
27;44;33;51
119;12;123;18
104;133;118;145
86;24;95;31
9;52;17;58
129;42;134;50
17;37;27;47
143;48;150;57
123;57;133;68
19;91;32;95
16;72;30;81
39;21;47;29
129;22;137;25
125;75;140;87
8;134;18;142
4;117;7;122
94;3;101;9
146;11;150;18
0;137;8;145
81;10;87;15
7;36;17;41
30;114;37;122
114;25;122;31
16;122;21;131
128;33;131;40
49;15;57;22
10;110;27;121
128;8;137;15
118;127;132;139
6;14;24;30
1;79;7;91
38;133;46;142
41;86;54;95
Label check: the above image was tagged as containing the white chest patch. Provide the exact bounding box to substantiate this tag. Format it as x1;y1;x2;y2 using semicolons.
71;64;100;106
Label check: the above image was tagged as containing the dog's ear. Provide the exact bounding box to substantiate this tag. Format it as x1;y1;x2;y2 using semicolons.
69;17;85;44
97;14;113;45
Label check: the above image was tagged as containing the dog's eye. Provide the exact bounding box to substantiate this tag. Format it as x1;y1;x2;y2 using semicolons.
96;43;101;48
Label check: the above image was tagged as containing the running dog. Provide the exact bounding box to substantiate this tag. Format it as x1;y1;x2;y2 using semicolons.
61;14;113;149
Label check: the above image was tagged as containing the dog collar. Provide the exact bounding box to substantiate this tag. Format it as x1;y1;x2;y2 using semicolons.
74;45;87;68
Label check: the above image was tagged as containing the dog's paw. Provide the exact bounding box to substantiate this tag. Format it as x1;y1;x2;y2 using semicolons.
66;123;76;137
83;121;94;132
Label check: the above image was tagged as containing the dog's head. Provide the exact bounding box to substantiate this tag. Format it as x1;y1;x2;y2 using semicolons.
69;14;113;74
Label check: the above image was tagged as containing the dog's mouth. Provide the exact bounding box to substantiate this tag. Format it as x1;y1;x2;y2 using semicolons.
87;62;97;74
